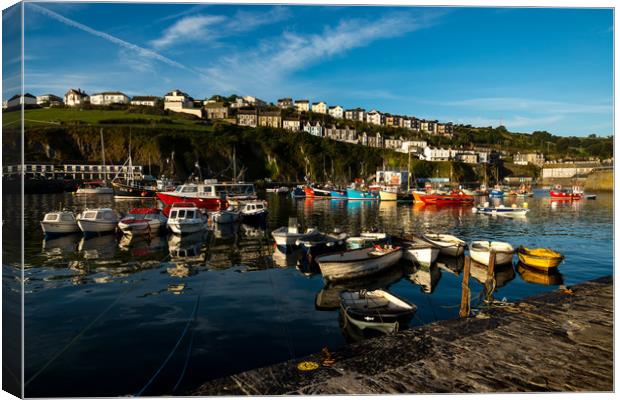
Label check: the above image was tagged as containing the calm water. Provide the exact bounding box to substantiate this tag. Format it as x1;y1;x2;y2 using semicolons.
3;190;613;397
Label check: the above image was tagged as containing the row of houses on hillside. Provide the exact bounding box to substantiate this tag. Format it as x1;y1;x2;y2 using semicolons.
275;98;454;137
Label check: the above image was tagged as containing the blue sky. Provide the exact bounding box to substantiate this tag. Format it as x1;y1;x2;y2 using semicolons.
5;3;614;136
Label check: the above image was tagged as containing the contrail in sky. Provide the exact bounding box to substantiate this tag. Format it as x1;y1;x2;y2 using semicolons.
29;3;195;74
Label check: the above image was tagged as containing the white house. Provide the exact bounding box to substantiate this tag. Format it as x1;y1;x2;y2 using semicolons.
64;89;89;107
164;90;202;118
283;119;301;131
90;91;130;106
328;105;344;119
399;140;427;154
295;100;310;112
6;93;37;108
243;95;266;107
36;94;63;106
131;96;160;107
366;109;385;125
423;147;451;161
303;121;323;137
311;101;328;114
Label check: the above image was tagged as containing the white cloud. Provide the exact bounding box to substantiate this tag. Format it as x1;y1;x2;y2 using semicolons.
198;11;439;96
150;7;290;50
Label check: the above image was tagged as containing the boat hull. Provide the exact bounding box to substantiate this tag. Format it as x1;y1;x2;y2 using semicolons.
75;187;114;195
212;210;240;224
156;192;226;210
469;241;514;266
549;190;581;200
329;190;347;199
40;221;80;235
168;221;207;235
317;247;402;281
379;190;398;201
517;247;564;270
403;247;440;267
346;188;378;200
112;182;157;198
422;234;465;257
77;219;117;234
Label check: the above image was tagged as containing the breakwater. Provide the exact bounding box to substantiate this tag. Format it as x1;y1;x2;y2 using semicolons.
584;169;613;191
192;276;613;395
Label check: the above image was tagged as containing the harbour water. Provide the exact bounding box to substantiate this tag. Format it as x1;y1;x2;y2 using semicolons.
3;190;613;397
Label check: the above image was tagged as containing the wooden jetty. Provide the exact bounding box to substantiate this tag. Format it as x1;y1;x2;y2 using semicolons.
191;275;613;395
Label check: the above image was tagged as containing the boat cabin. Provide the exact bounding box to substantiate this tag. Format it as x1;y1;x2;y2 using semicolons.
80;208;116;221
43;211;76;223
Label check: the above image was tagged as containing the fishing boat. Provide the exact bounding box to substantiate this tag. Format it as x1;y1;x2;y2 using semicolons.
379;188;398;201
549;185;581;200
473;203;529;217
75;180;114;195
295;230;348;260
76;208;119;234
571;185;596;200
340;290;416;333
166;203;209;235
345;232;388;249
516;246;564;270
517;263;564;286
211;207;241;224
329;189;348;199
40;210;80;235
489;188;504;198
290;186;306;198
346;188;378;200
393;235;440;267
239;200;268;223
397;191;414;202
304;185;331;198
416;190;474;205
469;240;514;266
117;208;167;236
422;233;466;257
271;221;322;253
316;245;402;282
156;182;228;210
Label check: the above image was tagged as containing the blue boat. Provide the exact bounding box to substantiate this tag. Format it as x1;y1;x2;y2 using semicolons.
330;189;347;199
290;186;305;199
346;188;379;200
490;189;504;198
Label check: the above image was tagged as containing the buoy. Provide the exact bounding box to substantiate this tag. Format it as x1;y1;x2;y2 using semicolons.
523;202;528;208
512;204;517;208
297;361;320;371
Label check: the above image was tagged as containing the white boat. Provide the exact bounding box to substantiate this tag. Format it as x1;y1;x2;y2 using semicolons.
316;245;402;282
473;202;529;217
345;232;388;249
211;207;241;224
40;210;80;235
271;225;321;253
266;186;289;193
395;236;440;267
340;290;416;333
469;240;515;266
75;181;114;195
117;208;167;236
76;208;119;234
239;200;268;222
167;203;209;235
422;233;466;257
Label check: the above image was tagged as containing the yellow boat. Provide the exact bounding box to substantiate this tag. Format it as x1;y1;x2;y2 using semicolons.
516;246;564;270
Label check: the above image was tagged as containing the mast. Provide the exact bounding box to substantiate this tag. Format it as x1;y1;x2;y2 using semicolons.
407;149;411;191
100;128;106;182
233;146;237;183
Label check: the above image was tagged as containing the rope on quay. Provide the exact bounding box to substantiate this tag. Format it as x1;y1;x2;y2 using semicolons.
135;281;204;397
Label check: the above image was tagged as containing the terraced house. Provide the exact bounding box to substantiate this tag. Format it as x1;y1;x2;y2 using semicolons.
258;110;282;128
237;109;258;127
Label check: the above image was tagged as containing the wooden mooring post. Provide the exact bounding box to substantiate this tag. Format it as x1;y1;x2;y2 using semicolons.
459;256;471;318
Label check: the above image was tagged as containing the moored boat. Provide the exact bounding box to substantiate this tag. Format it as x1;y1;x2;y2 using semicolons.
75;180;114;195
211;207;241;224
489;188;504;198
316;245;402;282
166;203;209;235
393;235;440;267
379;189;398;201
417;190;474;205
77;208;119;234
296;230;348;260
40;210;80;235
329;189;348;199
346;188;378;200
156;182;228;210
473;203;529;217
469;240;514;266
340;290;416;333
345;232;388;249
549;185;581;200
239;200;268;223
271;222;322;253
117;207;167;235
422;233;466;257
290;186;306;198
516;246;564;270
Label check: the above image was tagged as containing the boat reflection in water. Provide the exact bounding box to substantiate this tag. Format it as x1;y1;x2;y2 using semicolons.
517;262;564;286
42;233;81;257
168;232;207;264
469;259;516;289
240;223;266;239
78;234;117;260
118;234;166;258
212;222;239;240
408;263;442;294
272;247;303;269
435;254;464;276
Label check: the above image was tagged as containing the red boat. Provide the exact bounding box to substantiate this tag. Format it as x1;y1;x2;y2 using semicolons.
156;183;228;210
303;185;331;198
417;190;474;205
549;189;581;200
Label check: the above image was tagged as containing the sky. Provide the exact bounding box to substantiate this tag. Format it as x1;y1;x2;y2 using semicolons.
3;2;614;136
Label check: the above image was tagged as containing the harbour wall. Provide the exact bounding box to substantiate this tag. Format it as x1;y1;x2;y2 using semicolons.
584;169;613;192
191;276;613;395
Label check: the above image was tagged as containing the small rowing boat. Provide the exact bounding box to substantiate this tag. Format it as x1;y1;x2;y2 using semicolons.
469;240;514;266
271;222;322;253
345;232;388;249
393;235;440;267
422;233;466;257
473;203;529;217
340;290;416;334
316;245;402;282
516;246;564;270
